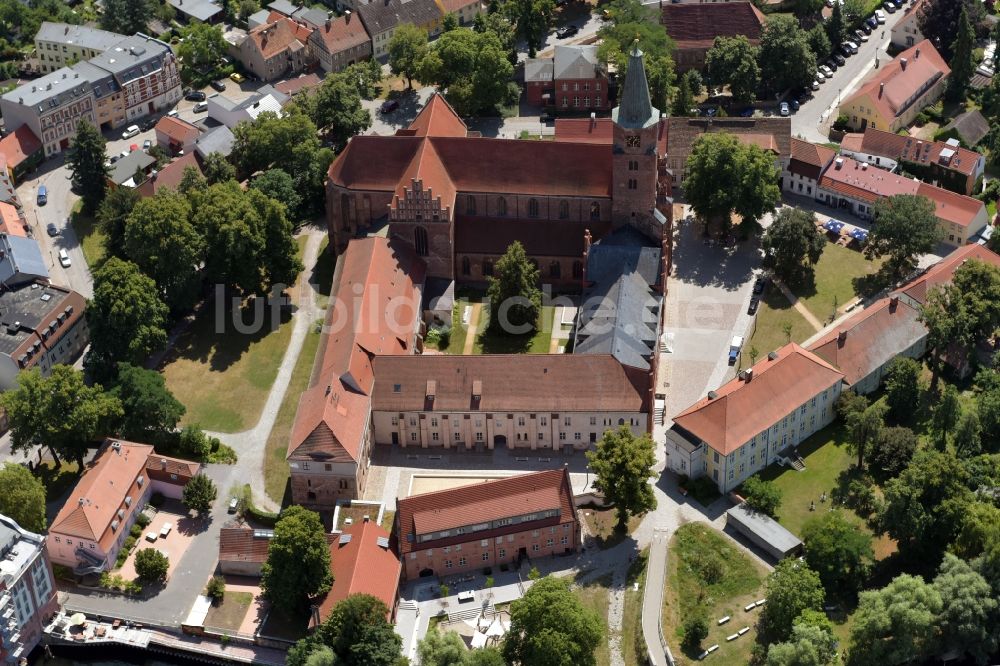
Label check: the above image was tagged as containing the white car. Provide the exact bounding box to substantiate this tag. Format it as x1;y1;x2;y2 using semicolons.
816;70;826;82
193;101;208;113
58;248;71;268
121;125;140;139
819;65;834;78
812;80;821;90
875;9;886;22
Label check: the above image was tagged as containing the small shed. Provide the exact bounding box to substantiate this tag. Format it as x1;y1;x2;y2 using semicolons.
726;503;802;561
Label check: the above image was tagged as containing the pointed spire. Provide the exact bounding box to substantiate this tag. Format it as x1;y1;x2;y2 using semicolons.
613;38;658;130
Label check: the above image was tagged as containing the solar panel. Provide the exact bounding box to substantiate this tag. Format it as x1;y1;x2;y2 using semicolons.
339;533;352;544
376;536;389;549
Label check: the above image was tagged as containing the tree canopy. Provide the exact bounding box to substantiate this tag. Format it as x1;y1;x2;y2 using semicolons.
596;0;675;110
134;548;169;582
110;363;185;445
182;473;218;517
883;356;922;424
0;464;46;533
761;207;826;284
100;0;150;40
97;185;140;259
868;426;918;483
418;29;518;116
741;475;782;517
261;505;332;614
289;594;403;666
67;120;109;215
586;425;657;527
867;195;942;282
177;22;226;70
302;72;372;150
947;5;976;101
801;510;873;596
917;0;986;61
503;576;603;666
487;241;541;334
933;553;998;663
705;36;760;105
757;559;825;646
848;574;942;666
389;23;428;88
758;15;817;94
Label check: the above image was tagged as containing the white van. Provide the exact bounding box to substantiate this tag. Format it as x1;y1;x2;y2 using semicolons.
58;248;71;268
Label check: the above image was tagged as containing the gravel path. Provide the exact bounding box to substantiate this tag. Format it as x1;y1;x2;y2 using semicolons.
205;229;325;512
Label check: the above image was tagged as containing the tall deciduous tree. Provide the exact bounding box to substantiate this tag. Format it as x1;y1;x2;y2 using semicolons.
741;475;781;517
96;185;139;259
0;464;46;533
920;284;971;393
85;258;169;382
0;366;122;469
671;72;693;117
182;473;218;517
586;425;657;527
705;35;760;105
947;5;976;100
848;574;942;666
954;406;982;457
883;356;922;424
758;15;817;94
503;576;603;666
933;384;962;449
869;426;917;483
134;548;169;582
388;23;428;88
202;152;236;185
933;553;998;663
306;73;372;150
975;367;1000;450
867;194;942;282
806;24;831;61
757;559;825;646
846;399;887;472
177;22;226;70
289;594;402;666
766;622;837;666
487;241;541;334
683;132;780;234
110;363;185;444
419;29;517;116
761;207;826;284
261;505;332;614
801;510;873;596
502;0;555;57
917;0;986;61
252;169;301;220
417;630;469;666
67;120;109;214
101;0;150;35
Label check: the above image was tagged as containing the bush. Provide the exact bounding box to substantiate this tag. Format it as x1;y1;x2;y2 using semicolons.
741;475;782;517
123;535;137;552
135;512;152;529
134;548;169;582
832;113;851;131
150;492;165;508
206;575;226;602
241;484;279;527
130;524;143;539
208;443;238;464
694;555;724;585
682;614;709;650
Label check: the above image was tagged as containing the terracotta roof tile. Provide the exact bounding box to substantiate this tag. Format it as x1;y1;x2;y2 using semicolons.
672;343;844;456
315;520;400;622
788;138;837;180
856;128;982;177
554;118;614;144
840;133;864;153
899;244;1000;304
407;93;467;138
819;155;920;203
0;202;24;237
218;525;272;564
310;12;369;52
155;116;200;145
0;126;41;168
136;152;203;198
274;73;321;96
842;40;949;125
395;469;575;555
248;16;310;59
660;1;765;50
455;215;609;257
915;181;984;228
145;453;201;484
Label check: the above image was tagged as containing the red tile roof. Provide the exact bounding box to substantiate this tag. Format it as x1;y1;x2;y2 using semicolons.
898;244;1000;304
0;125;42;169
854;128;982;177
915;181;984;228
315;520;400;622
288;237;425;462
136;152;203;198
407;93;467;138
395;469;575;555
371;353;650;413
0;202;24;237
660;1;766;50
145;454;201;485
248;16;311;59
843;40;949;125
819;155;920;203
807;296;927;387
554;118;614;144
840;133;864;153
218;525;272;564
155;116;200;145
672;343;844;456
788;138;837;180
274;73;322;96
310;11;370;53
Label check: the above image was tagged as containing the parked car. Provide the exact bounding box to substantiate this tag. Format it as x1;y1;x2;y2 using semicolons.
883;1;895;12
728;335;744;365
46;222;59;237
556;25;579;38
228;497;239;513
753;276;767;295
58;248;71;268
826;59;838;71
843;41;859;54
855;29;869;42
790;98;800;111
812;79;821;90
143;139;152;150
874;9;886;22
748;298;760;315
184;90;206;102
779;102;790;116
833;53;846;66
141;118;156;131
229;72;245;83
379;99;399;114
122;124;140;139
860;22;873;34
210;79;226;92
36;185;46;206
193;101;208;113
819;65;834;77
167;109;179;118
739;106;755;117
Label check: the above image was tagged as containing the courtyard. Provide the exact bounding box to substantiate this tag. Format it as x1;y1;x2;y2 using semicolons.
116;507;197;583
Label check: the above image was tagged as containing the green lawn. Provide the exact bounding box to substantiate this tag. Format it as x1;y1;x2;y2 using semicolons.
793;243;882;327
70;201;105;268
622;549;649;666
473;305;555;354
580;506;643;550
742;289;813;369
34;460;81;502
310;235;335;311
204;591;253;632
572;573;612;666
263;319;323;504
663;523;767;664
161;297;295;432
443;299;471;353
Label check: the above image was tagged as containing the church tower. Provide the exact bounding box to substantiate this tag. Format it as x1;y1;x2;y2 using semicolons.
611;41;664;242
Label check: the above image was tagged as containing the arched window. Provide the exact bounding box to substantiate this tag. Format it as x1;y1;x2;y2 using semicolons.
549;261;561;279
467;196;476;215
572;261;583;279
528;198;539;218
483;259;494;276
590;202;600;220
462;256;470;276
498;197;507;217
558;200;569;219
618;418;625;426
414;227;429;257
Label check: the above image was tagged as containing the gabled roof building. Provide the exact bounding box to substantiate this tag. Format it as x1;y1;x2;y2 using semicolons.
313;519;400;622
525;45;612;112
660;1;766;72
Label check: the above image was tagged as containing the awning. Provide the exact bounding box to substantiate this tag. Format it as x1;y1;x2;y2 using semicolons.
823;219;845;233
849;228;868;242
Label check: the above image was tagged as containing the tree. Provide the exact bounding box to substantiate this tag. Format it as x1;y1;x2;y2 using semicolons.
758;15;817;95
918;0;986;61
503;576;603;666
671;72;693;118
952;501;1000;559
883;356;922;423
487;241;541;334
951;259;1000;343
846;399;887;472
976;367;1000;450
388;23;428;88
252;188;303;290
920;284;971;393
705;35;760;105
947;5;976;101
586;425;657;527
66;120;109;214
741;475;781;517
96;185;140;259
503;0;555;57
868;196;942;281
261;505;332;614
807;24;831;61
202;152;236;185
0;464;46;533
683;133;780;234
932;384;962;450
825;1;845;48
766;622;837;666
177;22;226;70
954;406;982;457
344;60;384;100
419;29;517;116
878;449;973;560
417;630;467;666
177;425;216;460
801;510;873;596
933;553;998;663
110;363;185;444
191;181;265;294
101;0;150;34
291;594;402;666
596;0;675;110
134;548;169;582
0;366;122;469
761;207;826;284
85;258;170;382
757;559;825;646
682;614;709;651
683;69;703;97
473;10;517;64
464;649;505;666
868;426;917;483
848;574;942;666
792;0;824;15
252;168;301;220
306;73;371;150
182;473;218;517
124;192;203;312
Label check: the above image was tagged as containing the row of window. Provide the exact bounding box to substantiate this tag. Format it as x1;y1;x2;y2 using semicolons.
560;82;602;92
464;196;602;220
392;414;638;427
561;96;602;108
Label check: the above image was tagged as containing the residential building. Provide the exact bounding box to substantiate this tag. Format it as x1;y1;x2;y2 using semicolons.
0;514;58;665
287;236;425;509
230;14;313;81
839;128;985;195
206;87;288;129
659;1;766;72
145;455;200;500
313;518;400;624
890;0;926;49
0;67;96;157
72;60;125;131
34;22;124;74
0;203;24;238
308;11;372;73
0;235;47;287
357;0;445;59
807;295;928;395
108;149;156;187
47;441;200;575
0;126;44;180
525;45;611;112
666;343;844;493
395;469;579;580
370;354;650;450
136;152;204;198
664;116;792;188
194;125;235;159
941;109;990;148
838;40;949;133
154;115;200;155
816;154;988;246
218;524;273;576
783;138;836;199
437;0;481;26
167;0;224;23
86;34;182;125
896;243;1000;309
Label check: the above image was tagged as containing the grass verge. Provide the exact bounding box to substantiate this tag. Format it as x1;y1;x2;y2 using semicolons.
581;506;643;549
622;549;649;666
204;591;253;632
474;305;555;354
572;573;613;666
70;200;105;268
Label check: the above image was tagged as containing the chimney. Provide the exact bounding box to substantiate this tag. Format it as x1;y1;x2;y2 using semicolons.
889;295;899;311
151;169;158;181
590;111;595;127
161;458;167;469
79;497;85;506
582;228;592;288
834;157;844;169
900;58;907;70
837;330;847;346
744;368;753;382
363;515;370;522
915;48;920;59
879;82;884;97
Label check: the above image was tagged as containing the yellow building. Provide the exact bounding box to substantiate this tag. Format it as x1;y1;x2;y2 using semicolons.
357;0;445;59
